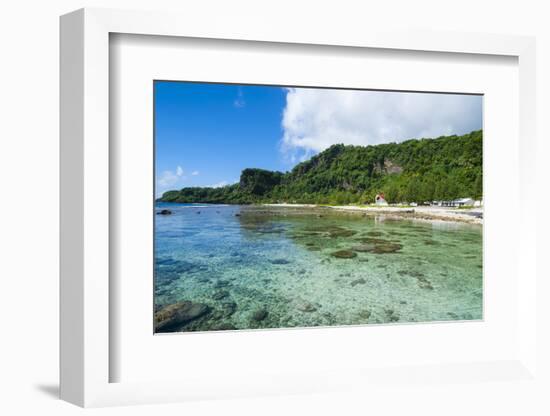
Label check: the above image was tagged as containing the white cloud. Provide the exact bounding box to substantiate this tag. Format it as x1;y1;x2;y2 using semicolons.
233;88;246;108
191;170;199;176
208;180;230;188
156;165;186;196
280;88;482;161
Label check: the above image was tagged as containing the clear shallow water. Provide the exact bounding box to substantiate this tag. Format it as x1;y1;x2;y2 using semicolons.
154;203;483;332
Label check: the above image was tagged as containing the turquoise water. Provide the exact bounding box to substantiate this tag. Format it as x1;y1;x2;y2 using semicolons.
154;203;483;332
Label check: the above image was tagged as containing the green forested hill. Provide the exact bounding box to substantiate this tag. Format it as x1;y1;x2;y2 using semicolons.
159;130;482;205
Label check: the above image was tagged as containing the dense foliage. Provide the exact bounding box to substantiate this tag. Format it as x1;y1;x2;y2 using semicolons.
159;130;483;205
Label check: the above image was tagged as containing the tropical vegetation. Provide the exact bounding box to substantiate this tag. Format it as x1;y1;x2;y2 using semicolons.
159;130;483;205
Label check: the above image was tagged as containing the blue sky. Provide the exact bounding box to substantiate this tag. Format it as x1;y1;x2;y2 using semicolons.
155;81;482;196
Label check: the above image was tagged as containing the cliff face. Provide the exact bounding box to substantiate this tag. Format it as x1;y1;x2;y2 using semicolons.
239;168;284;195
373;159;403;175
159;130;483;204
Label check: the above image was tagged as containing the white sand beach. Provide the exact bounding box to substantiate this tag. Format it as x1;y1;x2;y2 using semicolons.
262;203;483;225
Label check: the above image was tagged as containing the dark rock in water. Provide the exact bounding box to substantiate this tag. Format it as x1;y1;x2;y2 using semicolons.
156;257;178;266
328;228;357;238
221;301;237;317
359;309;371;320
416;276;434;290
270;258;290;265
211;323;237;331
156;259;209;285
371;242;403;254
330;250;357;259
303;225;357;238
350;278;366;287
398;270;432;289
356;237;389;244
397;270;424;278
212;290;230;300
235;213;241;217
351;244;376;253
251;308;268;321
155;301;210;331
156;209;173;215
196;211;201;214
384;308;400;322
297;301;317;312
306;245;321;251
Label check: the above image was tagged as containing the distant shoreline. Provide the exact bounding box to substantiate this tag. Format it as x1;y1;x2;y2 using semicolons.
260;203;483;226
156;201;482;225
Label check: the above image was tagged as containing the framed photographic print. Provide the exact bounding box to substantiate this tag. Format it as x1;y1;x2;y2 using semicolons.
60;8;539;408
152;81;484;334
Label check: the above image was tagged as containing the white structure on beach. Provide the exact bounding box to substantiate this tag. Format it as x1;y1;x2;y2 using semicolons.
433;197;475;207
375;193;388;206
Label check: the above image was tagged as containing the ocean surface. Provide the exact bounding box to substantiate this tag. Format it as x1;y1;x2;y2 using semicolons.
154;202;483;332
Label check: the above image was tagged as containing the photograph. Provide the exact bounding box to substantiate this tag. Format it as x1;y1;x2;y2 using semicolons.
153;81;483;333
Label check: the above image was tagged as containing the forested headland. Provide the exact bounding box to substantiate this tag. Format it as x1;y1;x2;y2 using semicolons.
159;130;482;205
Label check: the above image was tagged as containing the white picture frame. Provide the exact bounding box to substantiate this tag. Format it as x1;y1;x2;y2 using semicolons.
60;7;538;407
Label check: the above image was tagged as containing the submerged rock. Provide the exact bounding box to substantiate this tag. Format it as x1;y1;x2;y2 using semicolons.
296;301;317;312
306;245;321;251
330;250;357;259
359;309;371;320
270;258;290;265
398;270;433;289
302;225;357;238
155;301;210;331
251;308;268;321
328;228;357;238
221;301;237;317
350;278;366;287
397;270;424;278
156;209;173;215
212;290;230;300
417;276;434;290
384;308;400;322
211;323;237;331
370;242;403;254
351;244;376;253
356;237;389;244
